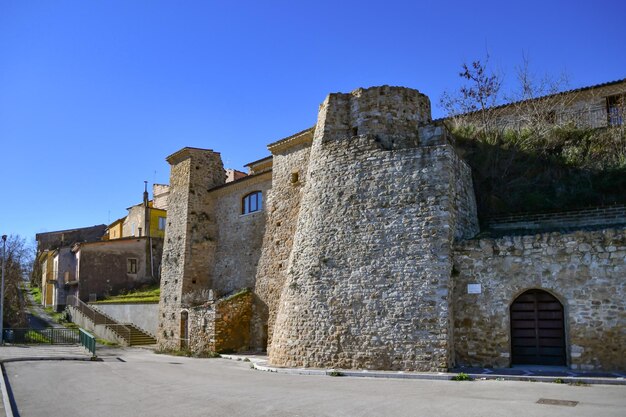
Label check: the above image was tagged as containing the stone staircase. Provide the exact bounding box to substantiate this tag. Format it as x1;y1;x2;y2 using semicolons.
67;296;156;346
127;324;156;345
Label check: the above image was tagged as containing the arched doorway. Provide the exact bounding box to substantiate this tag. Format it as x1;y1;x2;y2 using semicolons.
510;289;566;366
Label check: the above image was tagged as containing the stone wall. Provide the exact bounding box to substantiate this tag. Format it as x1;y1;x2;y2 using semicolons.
486;205;626;233
188;290;253;353
453;227;626;371
269;86;478;371
254;129;313;350
76;237;160;301
211;172;272;296
153;184;170;210
157;148;225;350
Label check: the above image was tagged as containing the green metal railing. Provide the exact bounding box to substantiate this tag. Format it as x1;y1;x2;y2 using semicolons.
3;328;79;344
79;328;97;357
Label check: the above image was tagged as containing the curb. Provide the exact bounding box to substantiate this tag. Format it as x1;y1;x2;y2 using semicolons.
221;356;626;386
0;364;13;417
0;355;98;417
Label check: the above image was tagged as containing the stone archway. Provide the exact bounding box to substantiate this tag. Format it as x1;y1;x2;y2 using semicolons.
510;289;566;366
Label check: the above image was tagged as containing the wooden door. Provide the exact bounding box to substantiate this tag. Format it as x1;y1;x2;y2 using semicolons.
510;290;566;366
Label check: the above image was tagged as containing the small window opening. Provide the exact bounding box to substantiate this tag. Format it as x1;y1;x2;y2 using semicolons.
127;258;138;274
242;191;263;214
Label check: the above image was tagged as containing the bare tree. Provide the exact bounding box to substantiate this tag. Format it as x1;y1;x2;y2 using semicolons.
505;54;574;137
440;56;502;134
2;235;33;327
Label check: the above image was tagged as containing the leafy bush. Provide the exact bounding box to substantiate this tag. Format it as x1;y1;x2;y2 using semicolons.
451;372;473;381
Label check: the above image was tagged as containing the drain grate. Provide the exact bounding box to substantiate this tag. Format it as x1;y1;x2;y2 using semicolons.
537;398;578;407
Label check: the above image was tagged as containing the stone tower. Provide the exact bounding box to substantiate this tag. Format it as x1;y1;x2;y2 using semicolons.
157;147;225;349
268;86;478;371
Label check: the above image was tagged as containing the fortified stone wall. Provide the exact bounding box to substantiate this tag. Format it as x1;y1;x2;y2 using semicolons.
253;129;313;350
452;227;626;371
211;172;272;296
157;148;225;349
188;290;253;353
269;86;478;371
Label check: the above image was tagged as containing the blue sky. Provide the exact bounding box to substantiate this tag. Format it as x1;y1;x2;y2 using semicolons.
1;0;624;240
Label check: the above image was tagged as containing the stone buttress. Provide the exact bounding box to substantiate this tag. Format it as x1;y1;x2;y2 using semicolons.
268;86;478;371
156;147;225;349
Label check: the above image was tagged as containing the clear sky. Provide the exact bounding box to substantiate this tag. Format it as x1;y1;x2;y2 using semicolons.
1;0;624;240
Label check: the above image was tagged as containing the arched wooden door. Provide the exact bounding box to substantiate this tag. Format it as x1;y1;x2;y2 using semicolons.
510;290;566;366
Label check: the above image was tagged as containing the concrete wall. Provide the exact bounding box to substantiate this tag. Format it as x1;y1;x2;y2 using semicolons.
453;227;626;371
91;303;159;336
67;306;128;346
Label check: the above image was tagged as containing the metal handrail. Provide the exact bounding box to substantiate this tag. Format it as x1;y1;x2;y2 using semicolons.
67;295;132;345
2;328;79;344
79;328;97;357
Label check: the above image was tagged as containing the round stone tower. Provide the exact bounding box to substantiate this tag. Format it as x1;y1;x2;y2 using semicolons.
268;86;477;371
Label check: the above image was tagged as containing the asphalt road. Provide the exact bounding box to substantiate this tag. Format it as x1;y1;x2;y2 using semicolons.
5;348;626;417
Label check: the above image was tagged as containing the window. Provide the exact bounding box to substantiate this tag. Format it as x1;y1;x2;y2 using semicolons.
242;191;263;214
127;258;138;274
158;216;166;230
607;94;624;126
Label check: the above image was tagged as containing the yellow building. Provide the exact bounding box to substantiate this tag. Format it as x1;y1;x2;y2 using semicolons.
150;205;167;238
104;217;125;240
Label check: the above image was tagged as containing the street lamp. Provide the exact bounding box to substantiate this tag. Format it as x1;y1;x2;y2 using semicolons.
0;235;6;344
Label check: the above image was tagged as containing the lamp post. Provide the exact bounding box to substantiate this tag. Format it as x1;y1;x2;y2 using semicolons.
0;235;6;344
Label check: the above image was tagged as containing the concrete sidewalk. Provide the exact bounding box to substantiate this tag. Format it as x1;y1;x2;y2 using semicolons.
222;354;626;386
0;344;92;363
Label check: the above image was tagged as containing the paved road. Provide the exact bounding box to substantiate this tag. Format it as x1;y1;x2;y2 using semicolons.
4;348;626;417
20;285;63;330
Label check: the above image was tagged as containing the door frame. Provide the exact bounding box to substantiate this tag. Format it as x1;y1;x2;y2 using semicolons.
508;288;569;367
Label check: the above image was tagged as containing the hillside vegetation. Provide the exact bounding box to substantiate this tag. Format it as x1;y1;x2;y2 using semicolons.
451;124;626;220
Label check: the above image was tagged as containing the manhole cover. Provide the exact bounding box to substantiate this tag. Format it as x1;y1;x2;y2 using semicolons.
537;398;578;407
169;362;183;365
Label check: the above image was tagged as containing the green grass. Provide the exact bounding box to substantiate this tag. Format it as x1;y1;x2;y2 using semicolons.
25;330;51;343
451;372;474;381
92;285;160;304
30;286;42;305
96;337;118;346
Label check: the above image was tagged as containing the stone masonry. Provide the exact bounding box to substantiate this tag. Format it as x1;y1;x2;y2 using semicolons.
453;228;626;371
157;85;624;372
269;87;478;371
157;148;225;349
